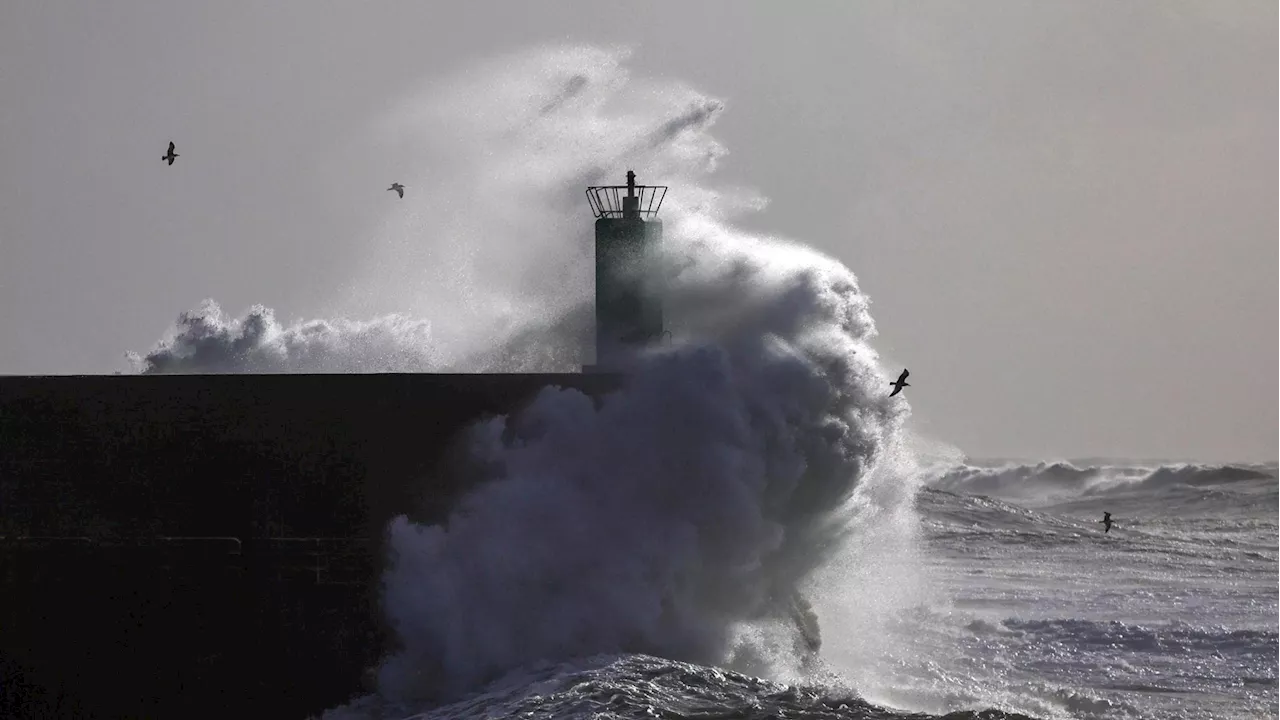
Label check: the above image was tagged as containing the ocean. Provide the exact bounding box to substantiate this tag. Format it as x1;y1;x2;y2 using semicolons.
317;460;1276;720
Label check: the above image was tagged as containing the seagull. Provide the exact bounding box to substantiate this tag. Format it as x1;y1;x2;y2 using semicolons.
889;368;910;397
388;183;404;199
1099;512;1114;534
162;141;179;165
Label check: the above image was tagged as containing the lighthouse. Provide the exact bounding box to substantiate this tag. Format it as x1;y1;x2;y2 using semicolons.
585;170;667;369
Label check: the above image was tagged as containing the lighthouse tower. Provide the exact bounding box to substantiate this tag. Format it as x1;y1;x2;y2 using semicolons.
585;171;667;369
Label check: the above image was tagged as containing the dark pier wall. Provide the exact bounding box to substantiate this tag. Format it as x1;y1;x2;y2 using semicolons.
0;373;619;719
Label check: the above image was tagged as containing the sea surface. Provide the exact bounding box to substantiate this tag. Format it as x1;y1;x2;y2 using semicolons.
323;460;1278;720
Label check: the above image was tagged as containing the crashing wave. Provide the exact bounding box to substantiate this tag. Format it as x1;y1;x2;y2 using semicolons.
928;460;1275;504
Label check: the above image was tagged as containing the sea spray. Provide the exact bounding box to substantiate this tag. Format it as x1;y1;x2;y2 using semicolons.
128;300;442;373
132;45;739;374
375;242;907;701
365;46;914;700
130;44;921;709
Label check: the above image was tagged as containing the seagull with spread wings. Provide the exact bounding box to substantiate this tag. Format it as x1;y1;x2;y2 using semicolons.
889;368;910;397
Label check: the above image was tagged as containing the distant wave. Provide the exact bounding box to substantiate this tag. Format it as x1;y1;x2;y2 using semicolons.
1133;463;1276;490
916;488;1080;539
997;618;1279;656
927;461;1275;504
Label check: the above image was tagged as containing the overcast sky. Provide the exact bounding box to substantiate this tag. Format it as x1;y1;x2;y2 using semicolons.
0;1;1274;462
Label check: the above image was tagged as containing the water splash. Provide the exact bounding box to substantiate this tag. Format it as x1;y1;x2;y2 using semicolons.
130;43;927;712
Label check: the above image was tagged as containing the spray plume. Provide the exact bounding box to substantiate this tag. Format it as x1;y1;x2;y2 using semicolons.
132;44;923;708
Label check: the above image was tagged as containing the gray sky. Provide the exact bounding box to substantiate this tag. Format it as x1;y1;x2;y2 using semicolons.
1;1;1274;462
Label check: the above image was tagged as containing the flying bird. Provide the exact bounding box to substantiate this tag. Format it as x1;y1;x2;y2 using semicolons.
388;183;405;199
1099;512;1114;534
888;368;910;397
162;141;179;165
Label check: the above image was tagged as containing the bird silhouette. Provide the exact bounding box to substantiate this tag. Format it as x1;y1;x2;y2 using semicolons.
388;183;405;199
1099;512;1114;534
162;141;179;166
889;368;910;397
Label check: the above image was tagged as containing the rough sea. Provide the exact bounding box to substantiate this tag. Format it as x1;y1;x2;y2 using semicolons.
126;44;1278;720
313;461;1276;720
